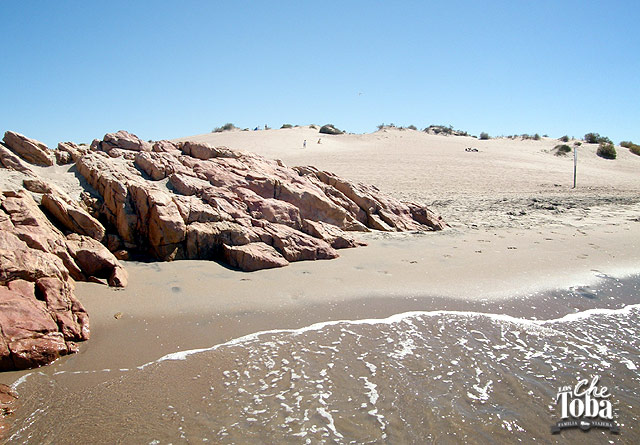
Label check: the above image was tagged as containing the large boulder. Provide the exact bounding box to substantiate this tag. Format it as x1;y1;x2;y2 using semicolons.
0;142;35;175
0;285;71;371
0;189;127;371
56;141;89;163
41;191;106;241
102;130;152;152
222;242;289;271
2;131;54;166
65;234;128;287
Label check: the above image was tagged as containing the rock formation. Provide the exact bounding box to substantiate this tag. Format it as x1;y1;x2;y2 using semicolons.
0;129;445;370
2;131;54;167
0;186;126;370
74;131;444;269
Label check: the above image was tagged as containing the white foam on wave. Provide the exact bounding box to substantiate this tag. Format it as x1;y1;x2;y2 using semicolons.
10;372;35;390
20;300;635;379
136;303;640;370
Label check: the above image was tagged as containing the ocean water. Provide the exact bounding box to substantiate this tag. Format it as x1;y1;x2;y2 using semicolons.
6;276;640;444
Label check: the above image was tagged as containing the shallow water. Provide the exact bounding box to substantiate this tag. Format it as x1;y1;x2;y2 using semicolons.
6;276;640;444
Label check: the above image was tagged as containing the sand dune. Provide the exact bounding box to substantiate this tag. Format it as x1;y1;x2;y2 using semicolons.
179;127;640;230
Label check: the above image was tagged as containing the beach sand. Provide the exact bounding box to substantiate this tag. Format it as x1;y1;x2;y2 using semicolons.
2;128;639;442
3;127;639;376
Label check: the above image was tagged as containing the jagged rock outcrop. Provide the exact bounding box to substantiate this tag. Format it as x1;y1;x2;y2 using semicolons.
73;131;444;271
0;143;35;175
22;178;106;241
0;190;126;371
2;131;54;167
56;141;89;165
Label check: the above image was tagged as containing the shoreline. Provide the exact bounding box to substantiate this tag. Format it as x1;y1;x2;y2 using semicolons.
2;217;639;387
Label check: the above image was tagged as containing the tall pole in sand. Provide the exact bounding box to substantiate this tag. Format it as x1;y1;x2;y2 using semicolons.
573;144;577;188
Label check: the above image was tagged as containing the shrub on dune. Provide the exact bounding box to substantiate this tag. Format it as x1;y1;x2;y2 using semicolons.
584;132;612;144
319;124;344;135
620;141;640;156
212;123;236;133
596;142;617;159
553;144;572;156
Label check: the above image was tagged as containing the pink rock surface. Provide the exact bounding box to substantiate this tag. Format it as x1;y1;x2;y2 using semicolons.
75;131;444;271
2;131;54;167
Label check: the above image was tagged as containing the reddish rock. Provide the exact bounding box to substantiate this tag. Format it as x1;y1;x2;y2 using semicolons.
301;219;364;249
6;279;36;300
102;130;152;152
56;141;88;163
75;131;444;271
181;141;239;160
41;192;106;241
65;234;127;287
0;143;35;175
128;184;186;260
55;150;72;165
0;230;70;284
35;277;90;342
0;286;69;371
22;178;54;194
113;250;129;261
152;140;181;154
185;221;259;259
259;223;338;262
222;242;289;271
2;131;54;167
108;266;128;287
0;188;127;371
0;383;18;416
1;190;84;280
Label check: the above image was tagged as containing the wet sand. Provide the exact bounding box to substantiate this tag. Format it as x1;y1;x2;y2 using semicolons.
3;217;638;386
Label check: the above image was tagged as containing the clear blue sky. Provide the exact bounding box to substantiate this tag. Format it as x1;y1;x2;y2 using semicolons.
2;1;639;147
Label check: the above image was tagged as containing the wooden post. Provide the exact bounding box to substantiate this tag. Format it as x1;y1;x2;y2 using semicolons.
573;144;577;188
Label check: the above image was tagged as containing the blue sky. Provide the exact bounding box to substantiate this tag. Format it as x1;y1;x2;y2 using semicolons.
1;1;639;147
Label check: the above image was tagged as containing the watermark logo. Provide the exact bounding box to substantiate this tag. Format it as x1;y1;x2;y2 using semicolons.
551;375;620;434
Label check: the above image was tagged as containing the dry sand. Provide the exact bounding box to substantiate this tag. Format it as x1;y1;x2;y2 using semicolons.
3;127;640;382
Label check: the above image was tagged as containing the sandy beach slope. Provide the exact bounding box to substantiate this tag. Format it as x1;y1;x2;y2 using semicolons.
2;126;637;378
